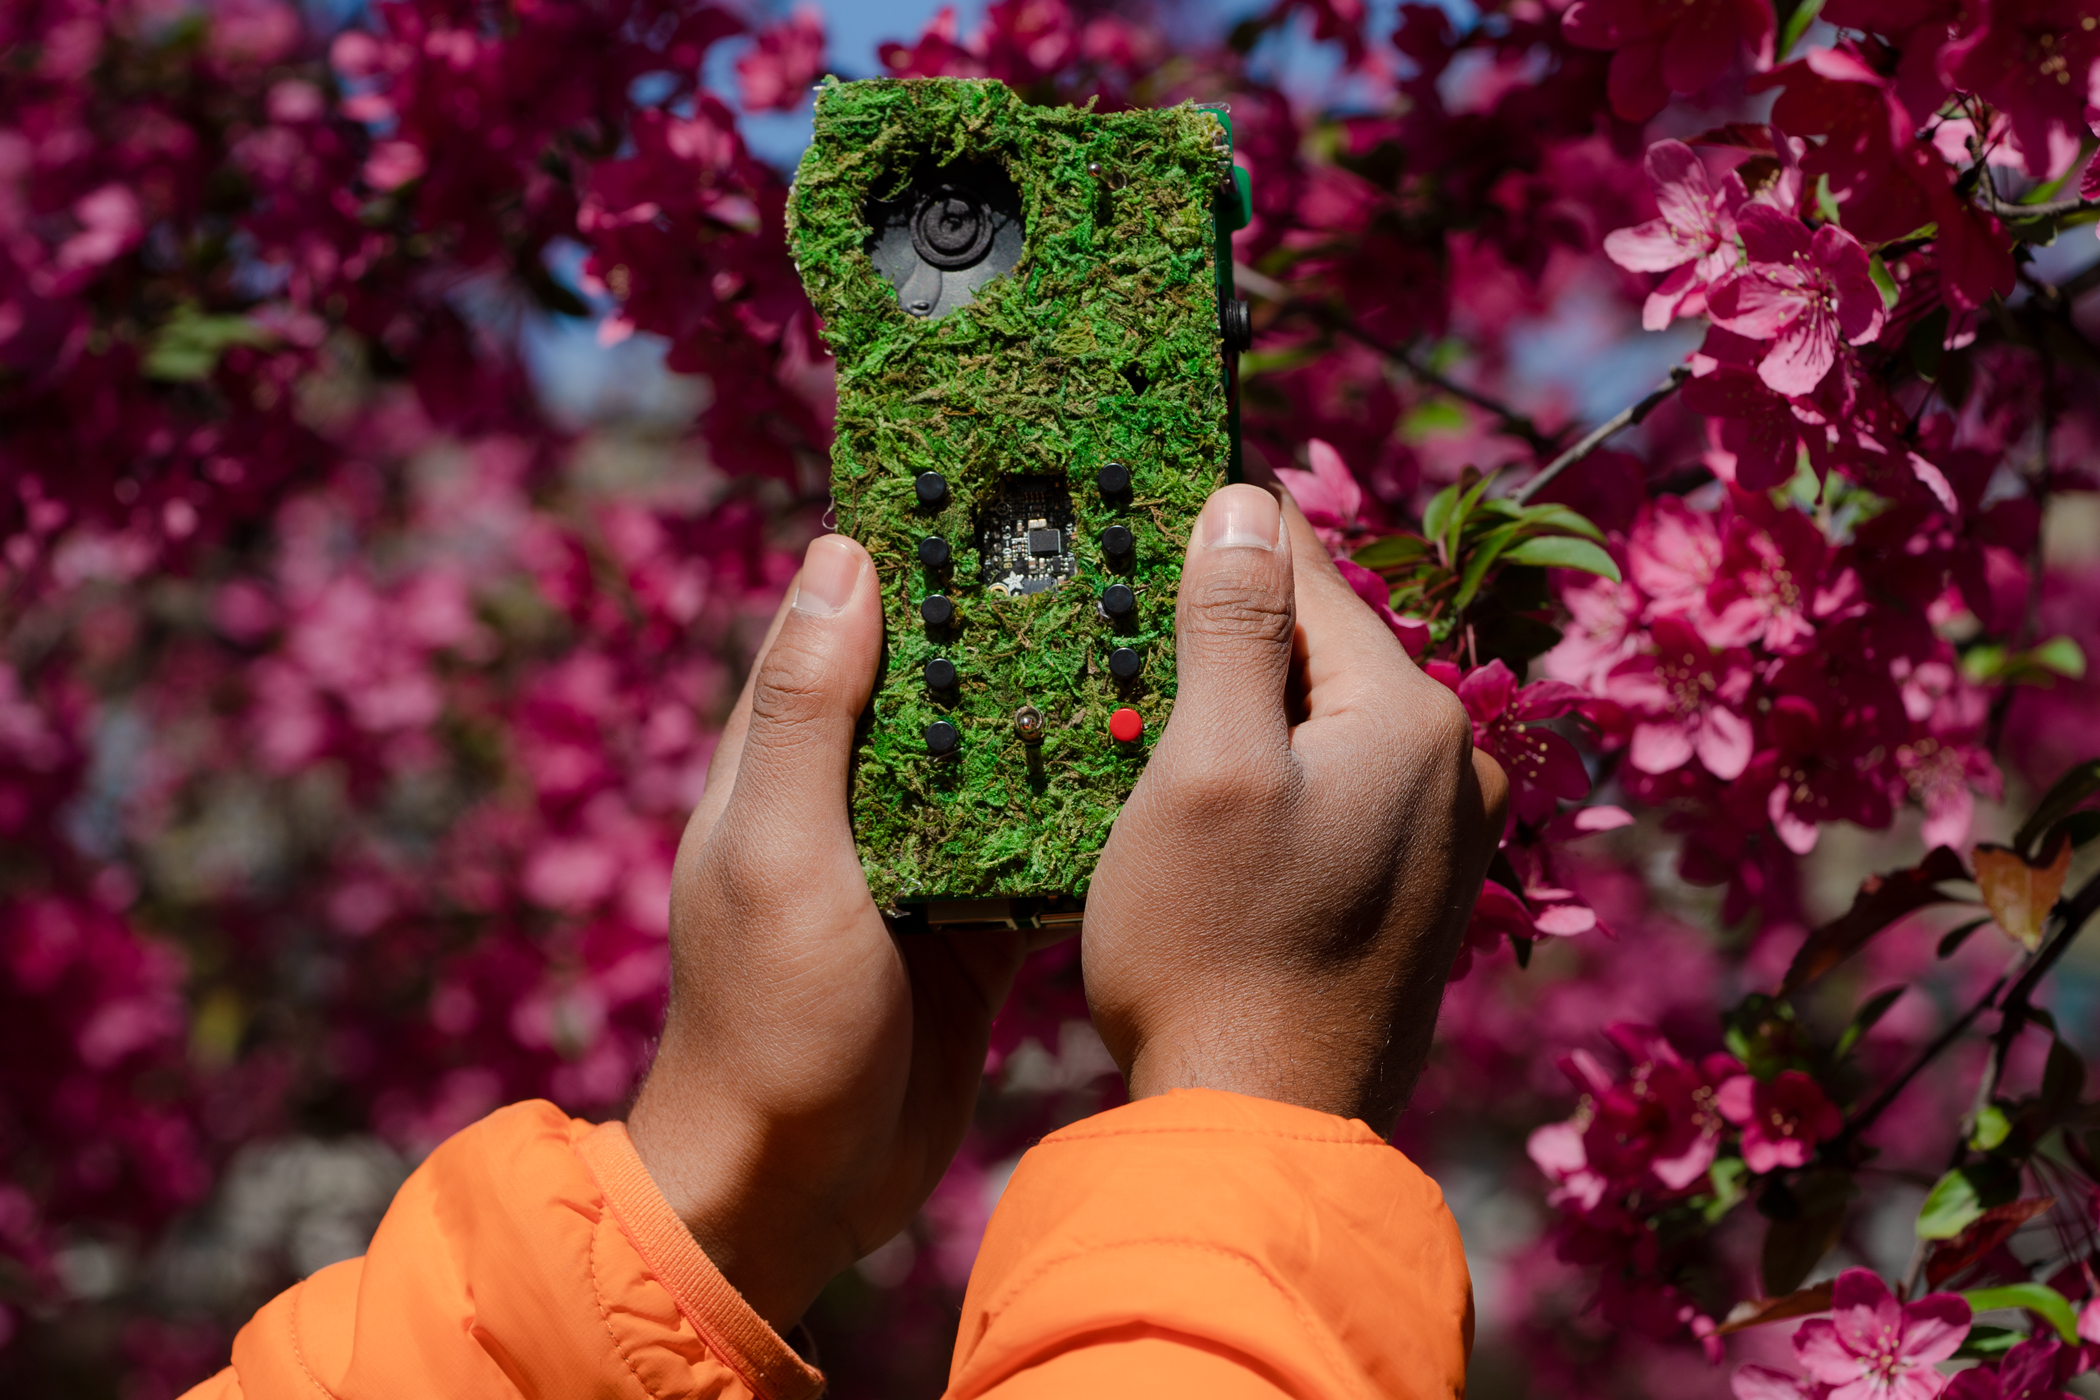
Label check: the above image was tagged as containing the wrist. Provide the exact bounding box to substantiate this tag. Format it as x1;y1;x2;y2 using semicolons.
626;1079;852;1333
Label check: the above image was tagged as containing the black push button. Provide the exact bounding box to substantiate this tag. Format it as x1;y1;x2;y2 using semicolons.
920;594;955;627
915;471;949;507
925;720;960;756
1096;462;1131;498
1108;646;1142;683
1101;525;1134;563
1100;584;1135;620
918;535;951;568
925;656;958;691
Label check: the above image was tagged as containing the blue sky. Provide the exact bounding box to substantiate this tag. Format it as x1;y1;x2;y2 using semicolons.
720;0;1393;169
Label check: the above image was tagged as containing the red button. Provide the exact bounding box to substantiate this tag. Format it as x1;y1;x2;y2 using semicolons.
1109;707;1143;743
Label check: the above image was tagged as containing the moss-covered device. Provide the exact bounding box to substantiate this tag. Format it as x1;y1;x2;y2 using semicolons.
787;77;1252;925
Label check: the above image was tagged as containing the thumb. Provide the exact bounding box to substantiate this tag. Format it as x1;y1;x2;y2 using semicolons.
1163;484;1295;758
716;533;884;856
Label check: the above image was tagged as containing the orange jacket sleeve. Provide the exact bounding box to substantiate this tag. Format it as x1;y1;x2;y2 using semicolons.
185;1089;1468;1400
184;1099;823;1400
948;1088;1474;1400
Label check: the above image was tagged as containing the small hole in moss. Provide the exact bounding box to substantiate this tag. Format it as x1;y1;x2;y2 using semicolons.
1120;363;1148;395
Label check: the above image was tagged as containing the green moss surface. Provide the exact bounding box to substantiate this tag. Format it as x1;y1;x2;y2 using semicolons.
788;78;1231;904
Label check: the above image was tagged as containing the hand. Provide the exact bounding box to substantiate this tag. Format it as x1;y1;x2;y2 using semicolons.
1082;485;1508;1136
626;534;1036;1333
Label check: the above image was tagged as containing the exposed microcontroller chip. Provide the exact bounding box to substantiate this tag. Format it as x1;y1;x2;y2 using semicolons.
977;475;1077;596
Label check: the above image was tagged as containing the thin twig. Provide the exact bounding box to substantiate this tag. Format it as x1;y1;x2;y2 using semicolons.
1988;194;2100;224
1511;367;1691;505
1832;975;2006;1153
1832;867;2100;1156
1234;263;1558;454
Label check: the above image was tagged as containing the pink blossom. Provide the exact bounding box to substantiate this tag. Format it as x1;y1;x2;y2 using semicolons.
1604;617;1757;781
1939;0;2100;184
1736;1364;1830;1400
1456;659;1591;824
1794;1269;1971;1400
1703;499;1861;653
1551;1023;1743;1195
1275;438;1367;549
1944;1339;2072;1400
1334;558;1431;653
1707;206;1886;396
1716;1069;1843;1172
1604;140;1747;330
1562;0;1776;120
736;6;826;112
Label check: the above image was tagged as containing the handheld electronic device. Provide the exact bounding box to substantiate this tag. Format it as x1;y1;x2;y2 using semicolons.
787;77;1251;925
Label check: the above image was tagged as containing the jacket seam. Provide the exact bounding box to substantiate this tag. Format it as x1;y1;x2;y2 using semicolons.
1039;1126;1391;1147
972;1236;1363;1397
589;1207;672;1400
283;1279;339;1400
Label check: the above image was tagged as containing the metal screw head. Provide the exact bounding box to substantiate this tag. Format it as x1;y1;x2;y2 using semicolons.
925;720;960;756
920;593;955;627
915;471;949;506
1013;706;1046;744
918;534;951;569
1099;583;1135;620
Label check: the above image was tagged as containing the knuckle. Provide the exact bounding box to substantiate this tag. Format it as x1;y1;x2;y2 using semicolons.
1181;578;1293;651
746;633;834;735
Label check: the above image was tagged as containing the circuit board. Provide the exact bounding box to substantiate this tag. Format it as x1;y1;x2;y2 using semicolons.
787;77;1250;911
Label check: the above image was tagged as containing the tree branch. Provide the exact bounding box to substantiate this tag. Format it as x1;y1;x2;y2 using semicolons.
1510;367;1690;505
1234;263;1559;455
1831;867;2100;1156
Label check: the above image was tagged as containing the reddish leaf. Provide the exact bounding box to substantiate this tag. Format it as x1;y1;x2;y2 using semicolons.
1924;1199;2057;1288
1717;1281;1835;1335
1781;847;1972;994
1972;833;2071;952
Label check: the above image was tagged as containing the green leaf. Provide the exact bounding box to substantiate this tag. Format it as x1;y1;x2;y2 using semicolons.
1421;483;1461;554
144;302;274;382
1454;521;1525;612
1937;916;1991;958
1502;535;1621;581
1447;471;1499;555
1511;502;1607;544
1815;172;1843;227
1401;399;1470;439
1918;1165;2017;1240
1956;1325;2025;1358
1868;253;1900;312
2032;636;2086;679
2012;757;2100;857
1962;1283;2080;1343
1778;0;1826;57
1351;534;1429;570
1835;985;1906;1060
1704;1156;1750;1223
1968;1103;2011;1152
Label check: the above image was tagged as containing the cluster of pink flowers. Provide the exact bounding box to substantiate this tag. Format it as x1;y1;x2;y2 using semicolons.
5;0;2099;1393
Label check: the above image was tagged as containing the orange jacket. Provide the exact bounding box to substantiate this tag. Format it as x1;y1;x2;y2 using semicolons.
183;1088;1471;1399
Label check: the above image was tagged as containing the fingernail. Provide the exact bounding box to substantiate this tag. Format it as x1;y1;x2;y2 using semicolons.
792;534;862;616
1200;484;1280;550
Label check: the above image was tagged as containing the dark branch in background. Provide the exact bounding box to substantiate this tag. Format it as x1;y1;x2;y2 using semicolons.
1831;868;2100;1155
1234;264;1559;455
1512;368;1690;505
1234;263;1691;497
